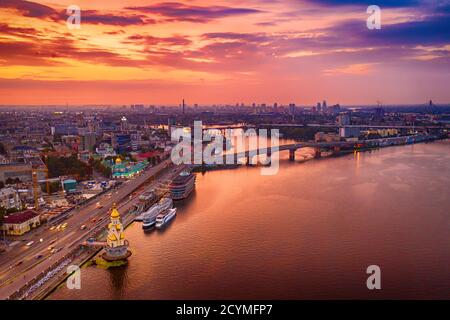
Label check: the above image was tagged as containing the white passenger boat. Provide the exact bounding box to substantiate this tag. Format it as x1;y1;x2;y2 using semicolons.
158;197;173;211
142;204;163;230
155;208;177;228
142;198;174;230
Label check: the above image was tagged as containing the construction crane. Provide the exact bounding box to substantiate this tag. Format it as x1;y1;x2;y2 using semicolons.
32;167;50;210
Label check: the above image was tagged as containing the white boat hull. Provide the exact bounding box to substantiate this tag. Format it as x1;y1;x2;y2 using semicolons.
155;208;177;228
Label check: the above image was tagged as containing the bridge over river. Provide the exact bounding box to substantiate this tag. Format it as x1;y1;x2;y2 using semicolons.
207;134;440;164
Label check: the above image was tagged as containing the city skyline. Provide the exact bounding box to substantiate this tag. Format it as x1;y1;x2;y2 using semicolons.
1;0;450;105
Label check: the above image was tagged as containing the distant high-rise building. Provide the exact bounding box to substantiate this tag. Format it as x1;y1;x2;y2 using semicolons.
374;107;385;120
289;103;296;115
80;133;96;153
120;116;128;131
317;102;322;113
182;99;185;115
329;104;341;114
337;112;351;126
322;100;328;113
112;133;131;153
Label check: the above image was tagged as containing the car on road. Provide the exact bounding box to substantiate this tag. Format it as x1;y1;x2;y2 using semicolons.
50;226;56;231
50;249;57;254
91;218;97;223
87;237;95;243
35;254;43;259
96;202;103;209
47;245;55;251
15;260;23;266
80;225;87;230
61;223;68;229
26;241;34;246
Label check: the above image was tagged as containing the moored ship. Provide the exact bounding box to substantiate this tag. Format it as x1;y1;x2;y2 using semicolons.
142;197;174;230
134;190;158;220
155;208;177;228
169;172;196;200
158;197;173;211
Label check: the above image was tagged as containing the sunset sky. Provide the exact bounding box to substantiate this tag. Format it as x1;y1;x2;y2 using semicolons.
0;0;449;105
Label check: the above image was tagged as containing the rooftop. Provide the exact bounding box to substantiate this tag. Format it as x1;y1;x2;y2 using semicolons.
3;210;38;224
0;187;17;195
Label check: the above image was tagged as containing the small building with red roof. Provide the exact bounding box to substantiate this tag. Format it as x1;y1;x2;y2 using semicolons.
2;210;40;236
135;150;162;161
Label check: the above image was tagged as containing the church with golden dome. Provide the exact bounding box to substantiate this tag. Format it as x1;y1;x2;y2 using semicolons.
102;203;132;262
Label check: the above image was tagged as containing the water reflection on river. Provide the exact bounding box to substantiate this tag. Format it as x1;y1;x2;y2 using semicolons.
49;140;450;299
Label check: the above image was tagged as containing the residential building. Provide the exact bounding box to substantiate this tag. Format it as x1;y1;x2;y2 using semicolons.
2;210;40;236
0;187;22;210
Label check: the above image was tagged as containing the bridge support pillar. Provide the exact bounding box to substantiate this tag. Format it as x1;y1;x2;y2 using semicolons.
233;154;239;165
314;149;322;159
289;149;295;161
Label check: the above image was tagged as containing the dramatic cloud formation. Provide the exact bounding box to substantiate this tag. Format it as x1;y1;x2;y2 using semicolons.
309;0;421;7
0;0;449;104
125;2;262;23
0;0;154;25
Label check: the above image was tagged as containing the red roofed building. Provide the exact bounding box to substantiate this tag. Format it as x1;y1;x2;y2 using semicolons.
135;150;163;162
2;210;40;236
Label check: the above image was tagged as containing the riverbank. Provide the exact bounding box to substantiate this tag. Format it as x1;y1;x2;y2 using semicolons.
48;139;450;300
192;134;448;173
37;164;183;300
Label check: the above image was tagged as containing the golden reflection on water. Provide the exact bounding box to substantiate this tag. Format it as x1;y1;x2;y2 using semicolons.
48;140;450;300
354;150;361;175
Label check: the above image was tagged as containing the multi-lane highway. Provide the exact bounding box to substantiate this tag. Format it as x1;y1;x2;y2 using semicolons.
0;159;183;299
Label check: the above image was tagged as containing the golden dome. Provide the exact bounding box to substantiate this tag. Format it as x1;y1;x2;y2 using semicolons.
115;157;122;164
108;233;117;241
110;203;120;219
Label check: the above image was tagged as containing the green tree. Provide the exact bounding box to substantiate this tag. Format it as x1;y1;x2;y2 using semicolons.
40;181;62;194
46;155;93;179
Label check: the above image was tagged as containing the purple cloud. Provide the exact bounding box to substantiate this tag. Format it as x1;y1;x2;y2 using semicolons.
125;2;262;23
0;0;154;26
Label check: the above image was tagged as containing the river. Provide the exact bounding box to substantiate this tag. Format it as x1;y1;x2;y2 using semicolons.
49;140;450;299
